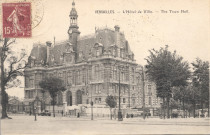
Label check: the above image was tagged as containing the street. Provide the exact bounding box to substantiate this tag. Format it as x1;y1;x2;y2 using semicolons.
1;115;210;134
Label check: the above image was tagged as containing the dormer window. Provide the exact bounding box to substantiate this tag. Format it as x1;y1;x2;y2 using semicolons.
51;55;54;62
31;60;34;67
113;47;117;57
60;55;63;63
96;48;100;56
120;48;124;58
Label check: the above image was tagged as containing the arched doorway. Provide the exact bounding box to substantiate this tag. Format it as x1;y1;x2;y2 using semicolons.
66;91;72;106
76;90;82;105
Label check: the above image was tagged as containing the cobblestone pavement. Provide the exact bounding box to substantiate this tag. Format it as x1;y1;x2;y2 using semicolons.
1;115;210;135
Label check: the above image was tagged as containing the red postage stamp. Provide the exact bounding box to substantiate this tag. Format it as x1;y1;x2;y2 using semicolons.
2;3;31;38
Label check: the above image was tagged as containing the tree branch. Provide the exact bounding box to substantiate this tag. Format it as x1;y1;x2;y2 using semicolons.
6;39;16;48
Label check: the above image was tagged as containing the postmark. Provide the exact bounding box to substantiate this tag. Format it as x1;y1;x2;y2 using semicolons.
2;2;31;38
30;0;44;29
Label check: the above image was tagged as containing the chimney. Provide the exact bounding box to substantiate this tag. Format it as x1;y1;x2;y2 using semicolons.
46;41;52;64
114;25;120;57
114;25;120;32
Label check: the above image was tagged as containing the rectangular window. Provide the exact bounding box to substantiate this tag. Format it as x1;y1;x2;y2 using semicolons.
114;66;117;81
75;70;81;85
67;71;72;86
29;90;34;98
111;66;113;79
95;98;98;103
72;71;75;85
30;77;34;88
25;77;29;88
115;85;118;93
88;68;92;81
123;98;126;103
132;68;135;83
98;85;101;93
148;85;152;95
149;97;152;105
126;67;129;81
95;85;97;94
78;70;81;85
95;65;99;80
82;70;85;83
132;99;135;105
58;72;63;79
99;98;101;103
25;90;29;98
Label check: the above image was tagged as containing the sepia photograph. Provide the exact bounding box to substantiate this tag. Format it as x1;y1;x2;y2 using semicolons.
0;0;209;134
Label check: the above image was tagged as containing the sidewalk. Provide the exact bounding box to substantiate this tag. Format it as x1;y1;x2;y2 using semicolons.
45;115;210;126
2;115;209;135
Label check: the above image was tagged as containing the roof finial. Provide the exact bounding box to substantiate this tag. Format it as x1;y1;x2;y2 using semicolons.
72;0;75;7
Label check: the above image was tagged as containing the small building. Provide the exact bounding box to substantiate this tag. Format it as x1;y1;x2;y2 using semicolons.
7;96;25;113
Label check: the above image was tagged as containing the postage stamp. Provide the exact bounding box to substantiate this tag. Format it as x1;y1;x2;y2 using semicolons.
2;3;31;38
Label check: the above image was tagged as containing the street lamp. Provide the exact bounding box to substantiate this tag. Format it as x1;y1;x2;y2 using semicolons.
141;66;146;120
85;71;93;120
117;65;123;121
34;106;37;121
33;96;40;121
89;85;93;120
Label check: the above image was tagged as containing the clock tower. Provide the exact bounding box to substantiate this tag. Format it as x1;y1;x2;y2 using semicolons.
68;1;80;61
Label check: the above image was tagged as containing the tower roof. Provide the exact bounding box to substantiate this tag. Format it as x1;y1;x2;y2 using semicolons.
70;1;77;16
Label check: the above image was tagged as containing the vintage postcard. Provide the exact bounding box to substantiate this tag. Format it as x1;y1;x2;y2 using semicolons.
0;0;209;134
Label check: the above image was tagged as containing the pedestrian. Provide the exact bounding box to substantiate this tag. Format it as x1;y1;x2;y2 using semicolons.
61;110;64;117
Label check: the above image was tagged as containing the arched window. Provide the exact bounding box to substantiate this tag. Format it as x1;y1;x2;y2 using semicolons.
66;91;72;106
67;71;72;86
76;90;82;104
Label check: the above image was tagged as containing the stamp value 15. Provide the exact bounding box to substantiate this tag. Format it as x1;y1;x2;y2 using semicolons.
2;3;31;38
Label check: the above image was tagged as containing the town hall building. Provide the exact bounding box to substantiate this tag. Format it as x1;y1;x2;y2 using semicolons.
24;1;139;113
24;1;161;115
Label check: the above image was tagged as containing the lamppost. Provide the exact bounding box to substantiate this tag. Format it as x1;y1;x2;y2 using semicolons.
91;94;93;120
89;84;93;120
85;69;93;120
33;96;40;121
34;106;37;121
117;66;123;121
141;66;146;120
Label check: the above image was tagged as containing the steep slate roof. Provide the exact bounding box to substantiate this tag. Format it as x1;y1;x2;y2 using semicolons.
29;27;133;66
48;41;68;66
30;44;47;63
77;28;132;62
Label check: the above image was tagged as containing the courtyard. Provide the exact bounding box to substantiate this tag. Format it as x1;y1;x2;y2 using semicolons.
1;115;209;134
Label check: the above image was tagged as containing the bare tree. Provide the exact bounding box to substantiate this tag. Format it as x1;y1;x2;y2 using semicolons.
1;38;28;119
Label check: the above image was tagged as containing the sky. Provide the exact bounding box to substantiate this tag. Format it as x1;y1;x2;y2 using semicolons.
1;0;209;98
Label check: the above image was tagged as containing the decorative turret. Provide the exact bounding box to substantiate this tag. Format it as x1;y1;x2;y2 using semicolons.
69;1;78;28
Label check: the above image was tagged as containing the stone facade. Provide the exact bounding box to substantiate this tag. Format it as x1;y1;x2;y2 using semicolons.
136;65;162;109
24;2;139;112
